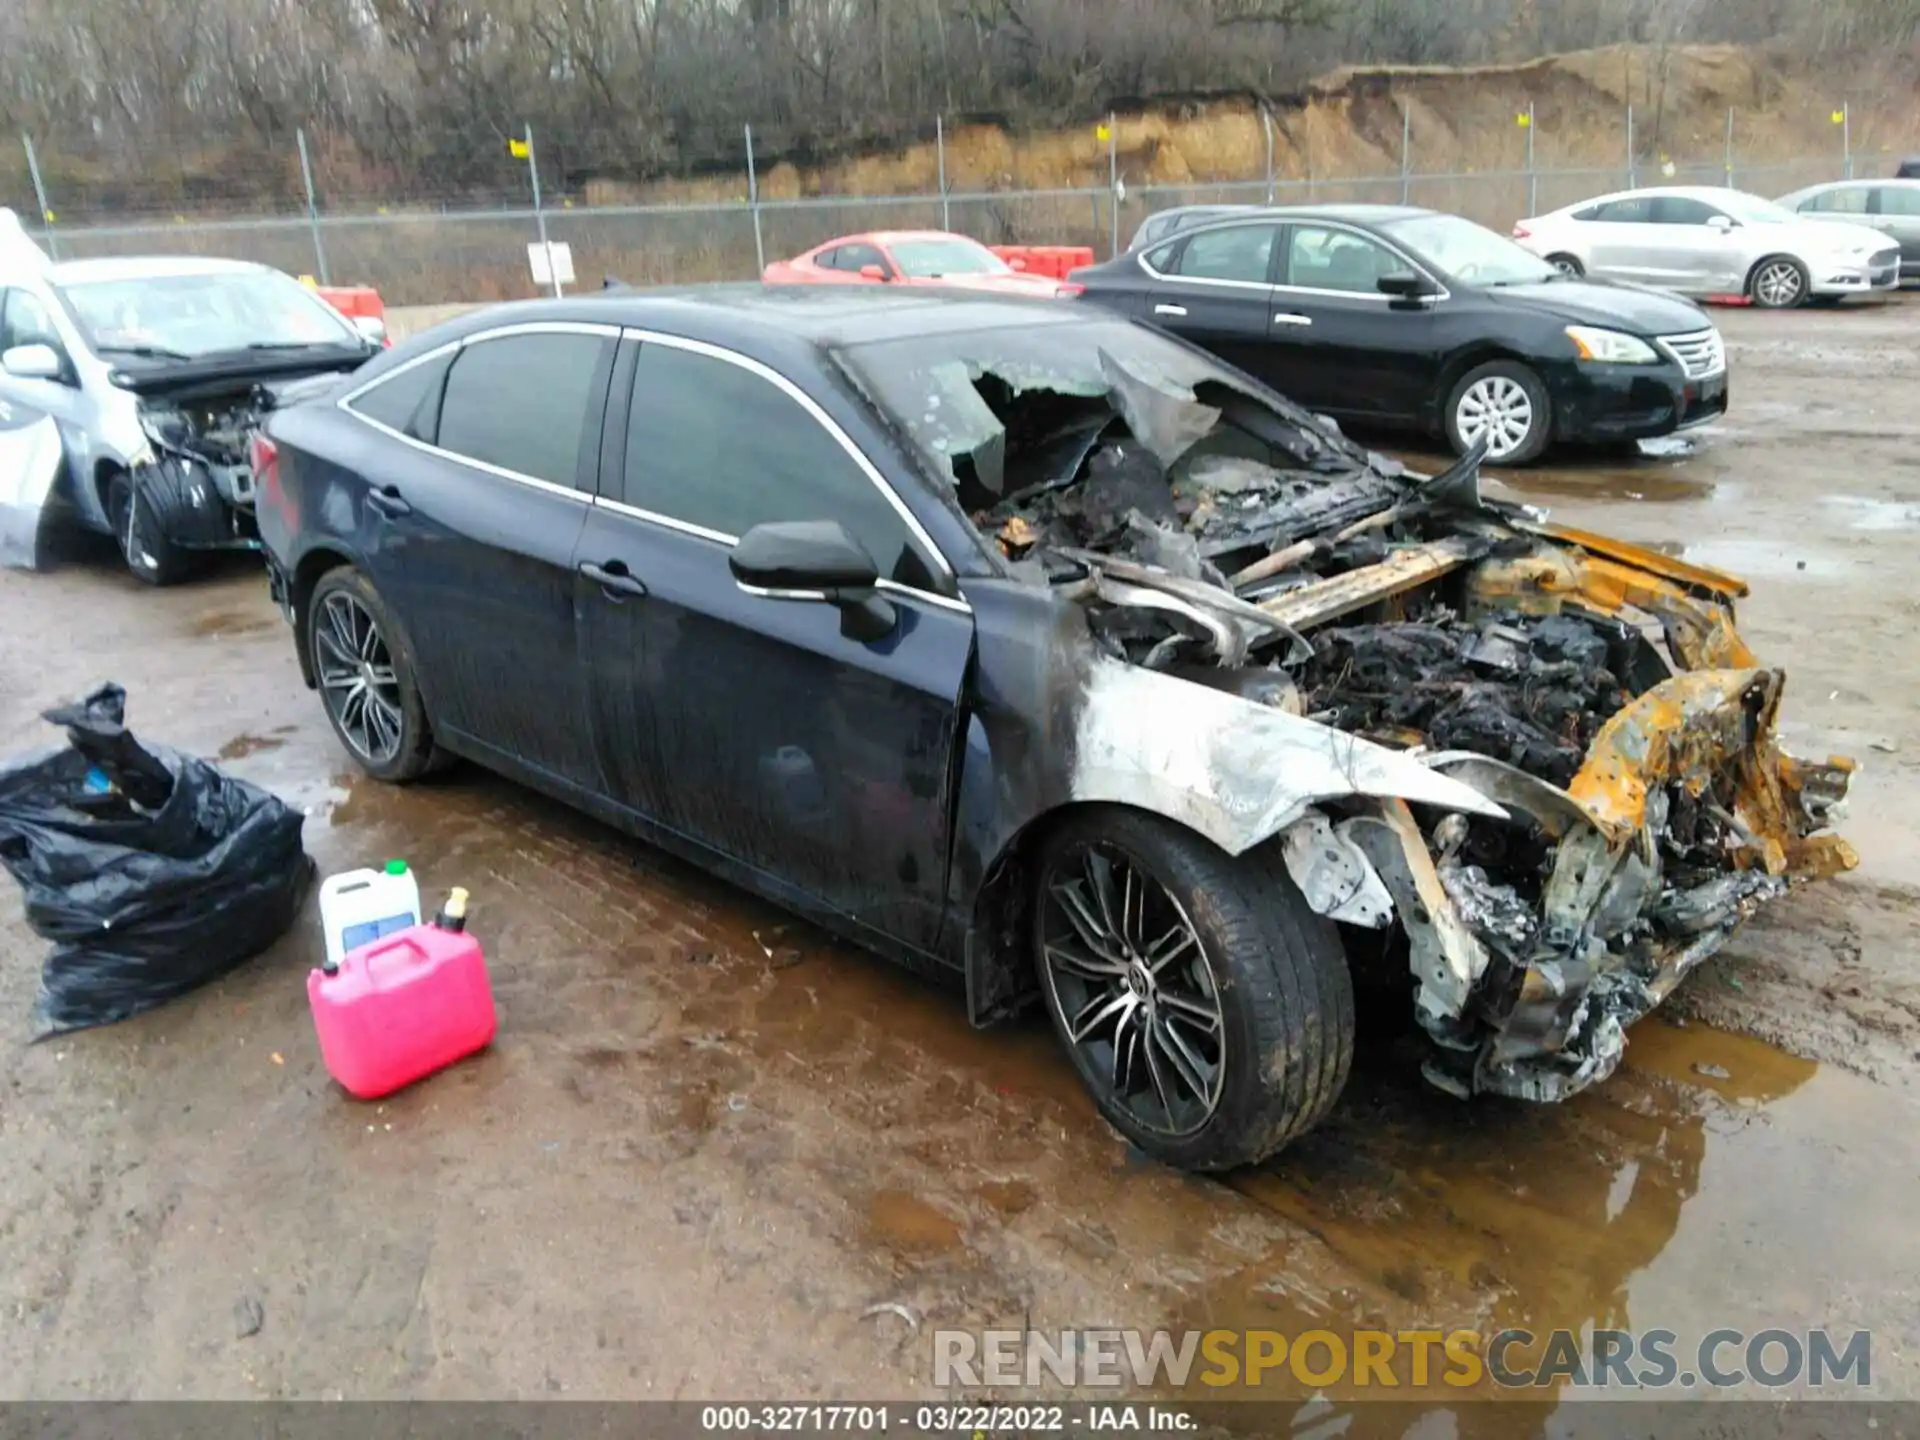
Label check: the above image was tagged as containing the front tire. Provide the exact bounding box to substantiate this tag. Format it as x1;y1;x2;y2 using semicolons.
1749;256;1810;309
1033;808;1354;1172
307;567;437;782
105;470;198;586
1444;359;1552;465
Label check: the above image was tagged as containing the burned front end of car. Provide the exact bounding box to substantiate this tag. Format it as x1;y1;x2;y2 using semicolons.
846;317;1856;1104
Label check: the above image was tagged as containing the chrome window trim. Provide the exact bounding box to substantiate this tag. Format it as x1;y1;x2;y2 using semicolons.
331;318;970;614
334;322;622;500
1135;217;1452;302
595;497;972;616
1273;219;1452;303
615;325;959;590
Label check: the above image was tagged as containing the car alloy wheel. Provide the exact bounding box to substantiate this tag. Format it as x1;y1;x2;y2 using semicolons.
1454;375;1536;461
1038;839;1227;1138
1548;254;1584;277
314;589;407;766
1752;258;1807;308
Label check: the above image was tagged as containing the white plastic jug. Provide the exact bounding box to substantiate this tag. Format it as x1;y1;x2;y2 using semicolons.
319;860;423;971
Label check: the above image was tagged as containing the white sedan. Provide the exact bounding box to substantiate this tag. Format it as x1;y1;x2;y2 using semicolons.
1510;185;1900;308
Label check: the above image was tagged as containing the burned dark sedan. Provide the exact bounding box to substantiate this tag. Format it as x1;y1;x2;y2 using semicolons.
256;287;1855;1171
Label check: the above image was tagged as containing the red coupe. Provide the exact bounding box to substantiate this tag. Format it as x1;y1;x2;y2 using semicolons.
762;230;1083;297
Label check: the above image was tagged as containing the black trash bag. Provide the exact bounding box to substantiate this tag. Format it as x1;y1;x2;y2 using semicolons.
0;682;314;1039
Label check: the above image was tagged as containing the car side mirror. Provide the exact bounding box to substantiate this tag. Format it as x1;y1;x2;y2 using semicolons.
1707;215;1737;232
730;520;896;641
1;343;64;382
859;264;889;282
351;315;388;346
1007;256;1029;271
1376;271;1434;303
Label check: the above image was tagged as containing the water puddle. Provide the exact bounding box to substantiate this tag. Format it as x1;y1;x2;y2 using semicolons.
189;606;273;637
217;732;286;760
1680;539;1846;579
1499;467;1720;505
1819;495;1920;531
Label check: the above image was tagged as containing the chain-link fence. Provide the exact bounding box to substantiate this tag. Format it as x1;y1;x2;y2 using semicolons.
6;102;1897;306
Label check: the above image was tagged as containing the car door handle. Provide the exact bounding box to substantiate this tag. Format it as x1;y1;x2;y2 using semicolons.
366;485;411;518
1153;303;1188;317
1272;312;1313;327
579;560;647;599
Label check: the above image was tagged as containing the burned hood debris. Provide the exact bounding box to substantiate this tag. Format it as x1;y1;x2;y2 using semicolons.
844;317;1858;1104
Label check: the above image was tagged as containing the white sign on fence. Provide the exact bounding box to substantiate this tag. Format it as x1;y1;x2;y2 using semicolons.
528;241;575;287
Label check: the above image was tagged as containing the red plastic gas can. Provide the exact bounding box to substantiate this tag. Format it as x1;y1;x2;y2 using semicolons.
308;890;496;1099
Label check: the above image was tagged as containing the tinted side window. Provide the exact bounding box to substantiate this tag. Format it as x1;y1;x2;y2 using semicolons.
814;247;843;270
1145;240;1181;271
1;290;59;352
1173;224;1277;283
620;344;929;587
1591;197;1654;223
1806;187;1869;214
838;243;890;275
1651;197;1724;225
436;332;610;489
1284;225;1398;292
347;350;454;442
1876;187;1920;216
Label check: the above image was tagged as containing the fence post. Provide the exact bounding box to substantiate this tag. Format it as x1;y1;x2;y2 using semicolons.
1108;112;1119;258
21;134;57;260
1625;104;1636;189
1261;105;1275;203
1724;108;1735;189
745;123;766;274
1525;102;1537;218
296;128;331;286
936;115;951;231
1399;103;1411;204
1841;101;1852;180
523;124;561;298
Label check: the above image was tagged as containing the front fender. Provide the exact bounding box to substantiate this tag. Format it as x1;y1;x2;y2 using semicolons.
1068;655;1506;856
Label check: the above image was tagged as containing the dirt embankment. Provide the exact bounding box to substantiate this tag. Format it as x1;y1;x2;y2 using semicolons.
598;44;1920;206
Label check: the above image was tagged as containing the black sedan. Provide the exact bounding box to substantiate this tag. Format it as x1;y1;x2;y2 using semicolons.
253;287;1843;1170
1072;203;1729;464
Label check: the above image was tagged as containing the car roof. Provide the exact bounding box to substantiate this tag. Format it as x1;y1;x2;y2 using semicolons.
815;230;987;249
1555;185;1762;212
47;255;274;286
414;284;1090;356
1156;202;1437;227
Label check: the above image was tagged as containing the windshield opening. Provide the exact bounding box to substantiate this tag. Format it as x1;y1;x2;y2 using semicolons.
1380;213;1557;286
835;317;1402;585
59;269;360;359
888;238;1011;280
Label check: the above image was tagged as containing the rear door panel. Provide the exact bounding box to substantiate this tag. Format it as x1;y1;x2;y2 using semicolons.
350;324;615;795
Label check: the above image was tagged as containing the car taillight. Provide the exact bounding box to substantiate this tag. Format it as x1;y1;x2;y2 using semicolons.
1512;223;1532;239
1055;282;1086;297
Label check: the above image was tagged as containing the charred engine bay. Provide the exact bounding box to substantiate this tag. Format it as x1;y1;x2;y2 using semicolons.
954;364;1654;774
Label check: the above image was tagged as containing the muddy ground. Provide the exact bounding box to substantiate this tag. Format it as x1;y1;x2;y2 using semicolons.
3;295;1919;1424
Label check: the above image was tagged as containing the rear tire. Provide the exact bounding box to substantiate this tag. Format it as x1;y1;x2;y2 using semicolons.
1546;253;1584;278
1032;808;1354;1172
307;567;437;783
1748;255;1810;309
105;470;198;586
1444;359;1552;466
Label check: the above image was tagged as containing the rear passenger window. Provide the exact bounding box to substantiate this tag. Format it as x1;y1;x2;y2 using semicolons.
346;350;454;442
1172;224;1278;283
1589;197;1653;223
619;344;933;588
435;332;611;489
1806;187;1869;214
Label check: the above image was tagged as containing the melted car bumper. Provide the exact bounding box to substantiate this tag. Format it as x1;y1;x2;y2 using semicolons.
1285;529;1855;1104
